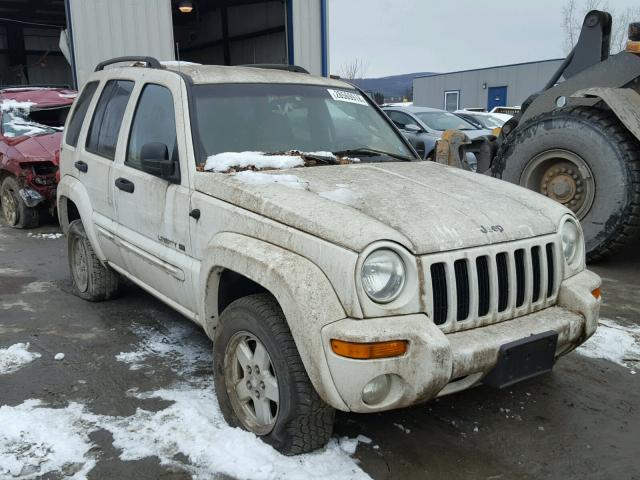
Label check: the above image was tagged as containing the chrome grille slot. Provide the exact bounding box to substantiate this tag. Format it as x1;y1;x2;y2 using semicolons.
531;246;541;302
496;252;509;312
430;263;448;325
423;235;561;333
515;249;526;307
476;256;491;317
454;259;470;321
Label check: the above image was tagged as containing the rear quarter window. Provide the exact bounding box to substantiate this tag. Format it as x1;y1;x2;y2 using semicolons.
65;81;98;147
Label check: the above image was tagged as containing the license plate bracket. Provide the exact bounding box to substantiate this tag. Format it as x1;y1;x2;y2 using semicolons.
483;330;558;389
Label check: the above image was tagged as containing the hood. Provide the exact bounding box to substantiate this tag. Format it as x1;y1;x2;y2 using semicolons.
194;162;568;255
11;132;62;164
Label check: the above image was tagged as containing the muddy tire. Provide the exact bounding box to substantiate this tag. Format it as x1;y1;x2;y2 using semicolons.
0;176;39;228
213;293;335;455
494;106;640;261
67;219;120;301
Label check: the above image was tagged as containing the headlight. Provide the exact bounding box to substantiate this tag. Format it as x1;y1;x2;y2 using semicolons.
560;217;582;269
361;249;406;303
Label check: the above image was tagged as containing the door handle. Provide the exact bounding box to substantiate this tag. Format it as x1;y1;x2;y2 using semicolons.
74;160;88;173
115;177;135;193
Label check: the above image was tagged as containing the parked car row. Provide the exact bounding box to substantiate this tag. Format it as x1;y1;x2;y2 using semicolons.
381;106;497;168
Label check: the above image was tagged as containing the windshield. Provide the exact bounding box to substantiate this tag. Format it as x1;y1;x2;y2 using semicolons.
468;114;503;128
415;111;477;131
1;106;68;138
191;83;413;164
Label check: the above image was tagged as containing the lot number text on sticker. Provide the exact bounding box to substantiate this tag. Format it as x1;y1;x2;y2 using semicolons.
327;89;368;106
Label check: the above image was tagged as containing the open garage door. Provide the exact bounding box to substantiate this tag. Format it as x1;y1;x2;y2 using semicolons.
173;0;287;66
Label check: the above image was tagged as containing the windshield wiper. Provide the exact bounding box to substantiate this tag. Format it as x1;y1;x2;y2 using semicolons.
333;148;413;162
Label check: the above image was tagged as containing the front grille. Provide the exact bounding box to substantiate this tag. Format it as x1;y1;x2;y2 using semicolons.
426;236;560;332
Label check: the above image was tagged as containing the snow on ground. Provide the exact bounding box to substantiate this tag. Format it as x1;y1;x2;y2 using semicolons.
233;171;309;190
576;318;640;372
0;343;41;375
0;322;370;479
204;151;304;173
26;233;64;240
0;400;95;479
115;322;211;374
319;187;359;206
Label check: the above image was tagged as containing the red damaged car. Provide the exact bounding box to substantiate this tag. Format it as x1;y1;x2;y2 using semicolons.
0;87;76;228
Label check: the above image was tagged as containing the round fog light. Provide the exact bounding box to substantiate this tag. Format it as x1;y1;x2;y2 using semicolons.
362;374;392;406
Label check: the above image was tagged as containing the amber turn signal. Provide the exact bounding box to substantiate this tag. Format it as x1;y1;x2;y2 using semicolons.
330;339;408;360
591;287;601;299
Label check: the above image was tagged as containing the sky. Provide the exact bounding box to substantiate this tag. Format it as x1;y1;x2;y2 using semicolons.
328;0;640;78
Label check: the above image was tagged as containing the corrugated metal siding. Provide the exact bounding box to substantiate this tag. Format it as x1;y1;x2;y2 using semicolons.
290;0;323;76
69;0;174;87
413;60;564;110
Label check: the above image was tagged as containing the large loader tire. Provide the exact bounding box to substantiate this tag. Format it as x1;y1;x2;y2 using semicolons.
494;106;640;261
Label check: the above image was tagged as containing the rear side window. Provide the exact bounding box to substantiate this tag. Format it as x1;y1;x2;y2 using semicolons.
65;81;98;147
126;84;178;171
86;80;134;159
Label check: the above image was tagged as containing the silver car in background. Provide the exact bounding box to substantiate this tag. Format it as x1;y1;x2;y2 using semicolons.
383;106;492;167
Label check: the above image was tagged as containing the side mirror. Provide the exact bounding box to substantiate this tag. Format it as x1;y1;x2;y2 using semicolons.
140;142;180;183
404;124;422;133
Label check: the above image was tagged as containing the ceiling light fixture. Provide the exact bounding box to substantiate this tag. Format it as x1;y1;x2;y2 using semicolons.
178;0;193;13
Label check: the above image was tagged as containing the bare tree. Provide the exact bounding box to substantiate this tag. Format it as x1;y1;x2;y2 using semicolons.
562;0;640;54
339;58;369;80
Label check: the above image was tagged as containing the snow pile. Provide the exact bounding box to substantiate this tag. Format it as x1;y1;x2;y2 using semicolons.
0;400;95;479
234;171;308;190
0;384;370;480
27;233;64;239
91;384;371;480
0;343;41;375
577;318;640;371
204;151;305;173
319;187;359;206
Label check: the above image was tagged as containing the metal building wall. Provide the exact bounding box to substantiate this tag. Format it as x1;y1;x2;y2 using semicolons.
67;0;175;87
413;59;563;110
288;0;327;76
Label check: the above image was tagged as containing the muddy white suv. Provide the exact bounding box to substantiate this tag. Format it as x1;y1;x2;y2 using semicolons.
57;57;601;454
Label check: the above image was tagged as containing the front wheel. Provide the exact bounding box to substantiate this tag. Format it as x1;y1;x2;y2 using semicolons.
0;176;39;228
495;106;640;261
213;294;335;455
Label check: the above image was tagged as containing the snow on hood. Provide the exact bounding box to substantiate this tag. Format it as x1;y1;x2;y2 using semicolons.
194;161;568;254
203;150;359;173
205;151;304;172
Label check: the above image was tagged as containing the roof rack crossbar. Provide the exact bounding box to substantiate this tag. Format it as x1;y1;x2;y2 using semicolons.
241;64;309;74
95;56;162;72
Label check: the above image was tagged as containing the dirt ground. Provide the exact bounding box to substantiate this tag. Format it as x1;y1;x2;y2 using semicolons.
1;221;639;480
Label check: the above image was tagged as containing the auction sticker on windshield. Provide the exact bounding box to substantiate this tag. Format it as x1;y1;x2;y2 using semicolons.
327;89;368;106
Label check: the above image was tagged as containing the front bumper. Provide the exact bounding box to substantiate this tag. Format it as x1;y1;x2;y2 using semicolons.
320;269;600;413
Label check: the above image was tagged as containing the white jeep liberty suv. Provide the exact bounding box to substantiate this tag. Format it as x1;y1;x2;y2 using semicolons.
57;57;601;455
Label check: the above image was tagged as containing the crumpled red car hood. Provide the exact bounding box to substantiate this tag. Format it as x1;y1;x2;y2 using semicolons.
10;132;63;164
0;88;76;108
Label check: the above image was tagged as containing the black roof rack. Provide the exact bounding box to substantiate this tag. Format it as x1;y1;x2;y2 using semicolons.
241;64;309;74
95;56;162;72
